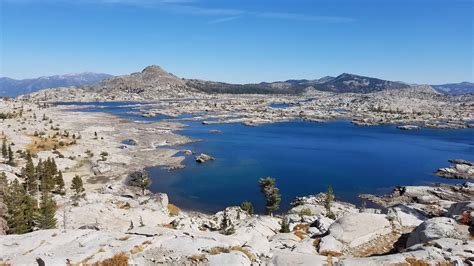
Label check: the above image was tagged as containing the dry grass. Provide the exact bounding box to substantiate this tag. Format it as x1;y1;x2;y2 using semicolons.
293;223;310;231
230;246;256;261
116;201;131;210
0;262;12;266
26;135;74;154
189;254;207;262
207;246;256;262
117;235;130;241
130;244;144;255
92;252;129;266
391;257;452;266
294;230;308;239
167;204;180;216
142;240;152;245
161;223;175;229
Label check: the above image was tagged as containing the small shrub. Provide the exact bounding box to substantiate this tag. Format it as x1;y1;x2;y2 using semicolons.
294;230;307;239
167;204;180;216
240;201;254;215
189;254;207;262
298;208;313;216
92;252;128;266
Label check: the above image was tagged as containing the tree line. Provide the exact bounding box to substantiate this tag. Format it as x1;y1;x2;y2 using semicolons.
0;152;85;234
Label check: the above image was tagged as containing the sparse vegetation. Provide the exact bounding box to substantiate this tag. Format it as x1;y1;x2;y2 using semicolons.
128;171;151;195
325;185;336;219
71;175;85;195
280;216;290;233
298;208;313;216
92;252;128;266
258;177;281;216
167;204;180;216
240;201;254;215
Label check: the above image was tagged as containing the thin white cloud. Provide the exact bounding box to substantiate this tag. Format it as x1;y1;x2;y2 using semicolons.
207;16;241;24
255;12;356;23
3;0;355;23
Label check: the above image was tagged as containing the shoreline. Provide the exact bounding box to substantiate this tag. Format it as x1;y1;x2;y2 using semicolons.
1;98;473;265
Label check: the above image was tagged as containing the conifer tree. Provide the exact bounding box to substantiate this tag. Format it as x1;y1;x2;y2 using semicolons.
71;175;85;195
325;185;336;219
7;145;14;166
1;138;7;159
37;192;57;229
0;173;8;234
258;177;281;216
5;179;36;234
280;216;290;233
128;171;151;195
24;153;37;194
55;171;65;194
39;158;55;193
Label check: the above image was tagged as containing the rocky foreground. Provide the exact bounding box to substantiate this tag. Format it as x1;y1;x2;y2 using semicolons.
1;181;473;265
0;98;473;265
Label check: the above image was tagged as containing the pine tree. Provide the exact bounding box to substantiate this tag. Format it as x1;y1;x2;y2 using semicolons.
5;179;36;234
37;192;57;229
0;173;8;234
24;153;37;194
1;138;7;159
280;216;290;233
55;171;65;194
71;175;85;195
128;171;151;195
7;145;14;166
258;177;281;216
240;201;254;215
50;158;58;176
40;158;55;193
325;185;336;219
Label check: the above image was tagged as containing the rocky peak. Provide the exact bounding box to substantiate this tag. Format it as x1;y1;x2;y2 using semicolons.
141;65;169;76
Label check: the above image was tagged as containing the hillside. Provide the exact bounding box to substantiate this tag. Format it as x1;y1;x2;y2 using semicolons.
432;82;474;95
0;73;113;97
187;73;409;94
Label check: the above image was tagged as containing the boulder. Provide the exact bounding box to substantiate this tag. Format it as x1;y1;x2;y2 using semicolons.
271;251;328;265
328;213;392;248
269;233;301;250
406;217;463;247
91;162;111;175
207;251;251;266
318;235;343;256
195;153;215;163
386;204;428;228
446;201;474;223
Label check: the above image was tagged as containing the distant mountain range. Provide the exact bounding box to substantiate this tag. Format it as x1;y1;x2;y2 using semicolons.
0;73;113;97
187;73;410;94
3;66;473;97
432;82;474;95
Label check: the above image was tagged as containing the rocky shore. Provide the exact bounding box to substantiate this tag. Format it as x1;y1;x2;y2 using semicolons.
1;98;473;265
435;159;474;180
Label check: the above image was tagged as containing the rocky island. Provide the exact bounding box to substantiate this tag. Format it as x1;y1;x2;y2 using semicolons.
0;65;473;265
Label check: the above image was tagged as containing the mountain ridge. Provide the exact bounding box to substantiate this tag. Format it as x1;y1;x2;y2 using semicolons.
0;72;113;97
10;65;471;99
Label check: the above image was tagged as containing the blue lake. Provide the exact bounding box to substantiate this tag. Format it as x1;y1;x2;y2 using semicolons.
59;102;474;213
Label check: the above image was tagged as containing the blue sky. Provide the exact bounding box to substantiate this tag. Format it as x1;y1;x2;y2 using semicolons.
1;0;472;84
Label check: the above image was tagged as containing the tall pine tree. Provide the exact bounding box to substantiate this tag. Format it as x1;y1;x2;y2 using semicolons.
37;192;57;229
5;179;36;234
1;138;7;159
71;175;85;195
55;170;65;194
23;153;37;194
7;145;14;166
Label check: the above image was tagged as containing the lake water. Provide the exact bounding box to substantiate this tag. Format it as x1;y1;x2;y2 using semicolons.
59;102;474;213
